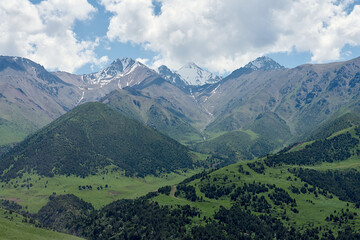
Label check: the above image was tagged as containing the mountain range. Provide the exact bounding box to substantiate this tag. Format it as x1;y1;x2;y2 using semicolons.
1;54;360;159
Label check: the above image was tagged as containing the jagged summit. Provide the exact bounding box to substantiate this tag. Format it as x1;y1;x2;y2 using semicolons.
158;65;185;87
110;57;136;72
158;65;172;74
244;56;284;71
82;58;143;86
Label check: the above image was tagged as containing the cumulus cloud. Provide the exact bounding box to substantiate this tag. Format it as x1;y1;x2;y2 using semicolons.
101;0;360;73
0;0;107;73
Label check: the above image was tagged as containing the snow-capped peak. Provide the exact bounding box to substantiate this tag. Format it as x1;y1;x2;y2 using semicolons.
158;63;222;86
176;62;222;86
244;56;284;71
83;58;143;86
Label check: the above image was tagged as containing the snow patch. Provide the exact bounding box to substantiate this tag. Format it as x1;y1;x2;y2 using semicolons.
211;84;220;95
77;89;85;105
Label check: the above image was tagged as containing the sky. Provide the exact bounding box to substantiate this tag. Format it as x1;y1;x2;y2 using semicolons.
1;0;360;76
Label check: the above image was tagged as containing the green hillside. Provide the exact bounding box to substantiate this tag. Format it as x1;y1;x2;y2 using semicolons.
246;112;292;143
0;102;193;180
0;118;29;146
196;112;292;161
102;90;204;144
151;126;360;237
302;111;360;141
194;130;259;160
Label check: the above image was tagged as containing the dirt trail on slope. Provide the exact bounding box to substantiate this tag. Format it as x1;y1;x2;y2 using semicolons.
170;185;177;198
0;197;21;203
288;142;303;152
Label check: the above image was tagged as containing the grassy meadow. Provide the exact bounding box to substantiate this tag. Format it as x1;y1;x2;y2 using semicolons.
0;168;203;213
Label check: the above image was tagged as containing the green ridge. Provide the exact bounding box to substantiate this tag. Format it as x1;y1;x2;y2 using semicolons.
0;102;193;179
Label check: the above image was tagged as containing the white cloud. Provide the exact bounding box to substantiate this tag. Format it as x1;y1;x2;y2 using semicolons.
101;0;360;73
136;58;150;65
0;0;107;73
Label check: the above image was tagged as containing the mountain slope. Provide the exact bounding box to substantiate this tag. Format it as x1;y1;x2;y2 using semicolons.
54;58;212;135
300;111;360;141
246;112;292;143
194;112;292;161
101;90;204;144
201;57;360;138
194;130;257;160
0;56;82;145
0;102;193;179
40;57;213;143
132;74;213;130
